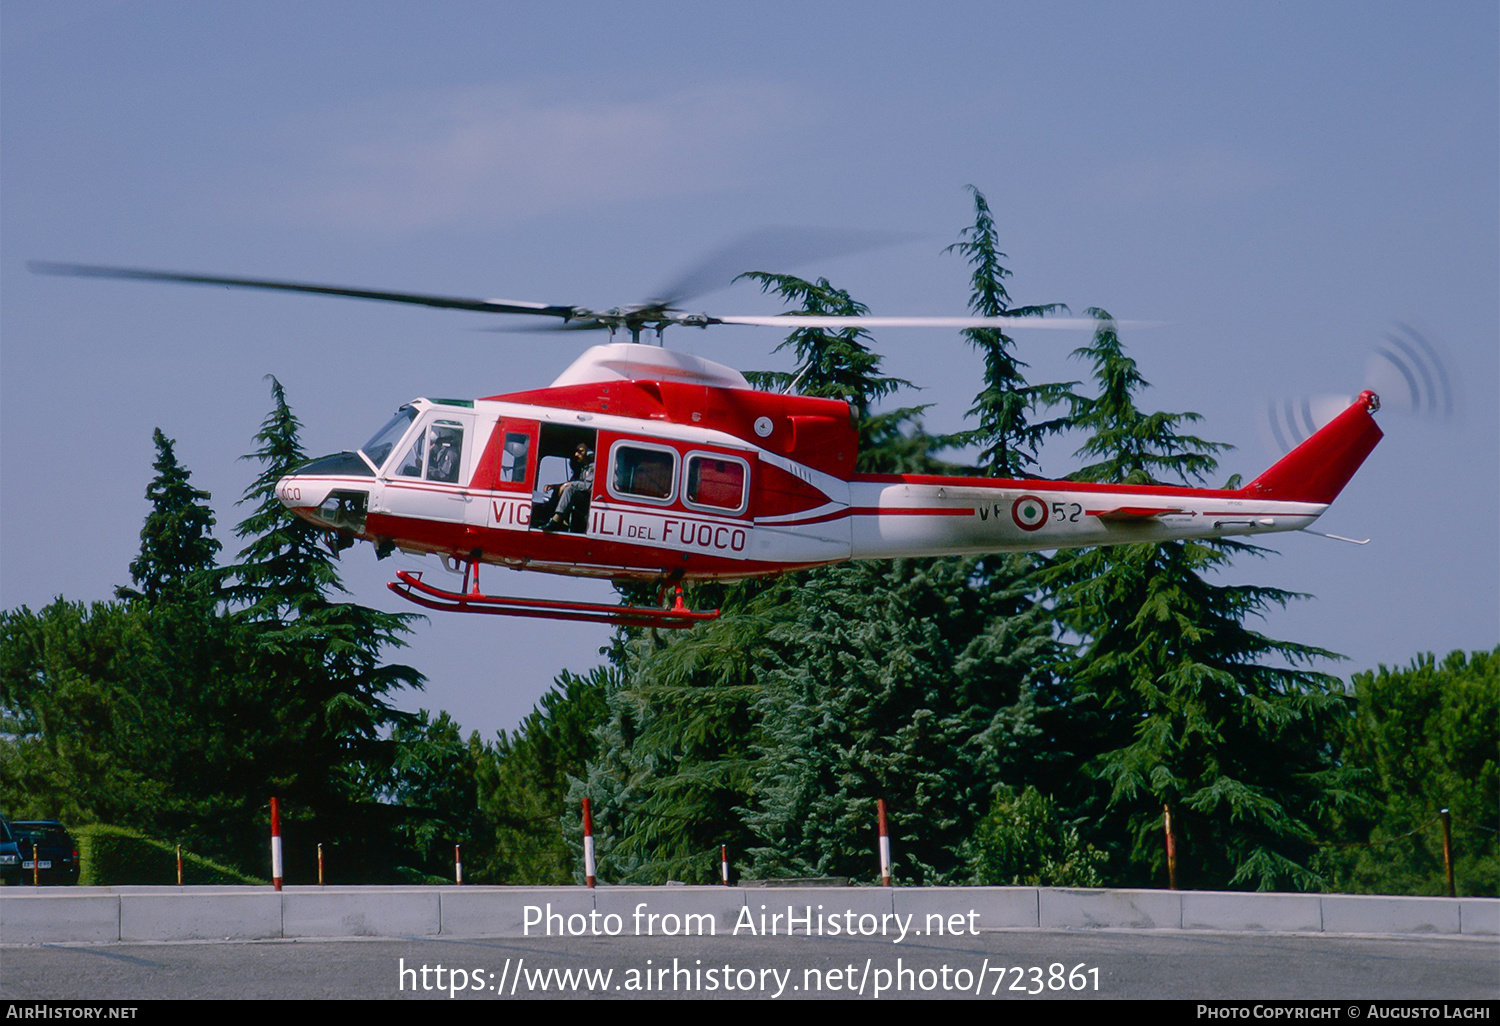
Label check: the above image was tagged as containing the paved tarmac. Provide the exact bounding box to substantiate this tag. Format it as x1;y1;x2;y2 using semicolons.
3;929;1497;1000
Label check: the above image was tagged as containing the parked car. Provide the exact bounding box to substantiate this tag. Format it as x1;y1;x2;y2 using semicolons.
0;819;19;884
9;820;80;885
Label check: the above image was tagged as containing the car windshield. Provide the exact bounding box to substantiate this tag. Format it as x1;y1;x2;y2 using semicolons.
12;824;66;845
359;406;417;470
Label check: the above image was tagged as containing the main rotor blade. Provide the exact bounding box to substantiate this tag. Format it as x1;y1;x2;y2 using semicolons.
709;315;1160;330
28;261;578;319
479;320;611;334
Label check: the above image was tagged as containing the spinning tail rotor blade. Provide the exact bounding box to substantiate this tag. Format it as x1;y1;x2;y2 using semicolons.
1367;322;1455;419
1259;323;1458;455
1261;394;1360;453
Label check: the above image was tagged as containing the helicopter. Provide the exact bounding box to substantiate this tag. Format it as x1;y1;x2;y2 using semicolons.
30;258;1383;628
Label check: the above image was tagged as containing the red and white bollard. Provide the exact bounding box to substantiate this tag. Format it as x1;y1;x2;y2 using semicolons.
454;844;463;886
317;843;325;886
582;798;597;888
877;799;892;887
269;797;284;892
720;845;730;885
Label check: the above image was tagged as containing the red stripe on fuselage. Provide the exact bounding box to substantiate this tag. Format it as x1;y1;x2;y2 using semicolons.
852;472;1233;500
754;505;971;528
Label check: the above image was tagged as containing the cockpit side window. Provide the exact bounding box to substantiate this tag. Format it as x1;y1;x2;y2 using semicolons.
395;431;426;478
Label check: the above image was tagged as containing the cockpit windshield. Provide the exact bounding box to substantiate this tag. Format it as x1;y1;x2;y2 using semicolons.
360;406;417;470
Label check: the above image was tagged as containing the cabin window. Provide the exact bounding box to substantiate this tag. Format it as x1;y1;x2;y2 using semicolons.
611;444;676;502
500;432;530;484
684;454;748;514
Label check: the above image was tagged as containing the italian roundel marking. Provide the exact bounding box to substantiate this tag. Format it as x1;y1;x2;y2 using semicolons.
1012;494;1048;532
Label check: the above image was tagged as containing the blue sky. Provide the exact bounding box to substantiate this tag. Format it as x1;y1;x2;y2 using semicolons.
3;2;1496;740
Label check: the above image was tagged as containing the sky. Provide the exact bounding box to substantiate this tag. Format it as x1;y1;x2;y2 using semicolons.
3;2;1496;742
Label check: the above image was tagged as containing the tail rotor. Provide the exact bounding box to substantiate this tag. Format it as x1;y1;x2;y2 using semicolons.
1259;322;1457;455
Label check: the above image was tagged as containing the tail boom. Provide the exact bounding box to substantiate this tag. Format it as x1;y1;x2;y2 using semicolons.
845;391;1381;559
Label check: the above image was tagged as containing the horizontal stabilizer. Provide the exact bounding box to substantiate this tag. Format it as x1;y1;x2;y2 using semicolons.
1088;506;1189;521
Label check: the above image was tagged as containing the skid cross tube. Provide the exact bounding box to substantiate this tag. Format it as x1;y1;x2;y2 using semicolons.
388;569;719;628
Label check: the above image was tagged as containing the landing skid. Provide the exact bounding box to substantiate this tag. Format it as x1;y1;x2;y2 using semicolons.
387;569;720;629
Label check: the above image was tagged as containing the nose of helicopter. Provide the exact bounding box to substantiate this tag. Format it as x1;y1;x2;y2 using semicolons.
274;451;377;512
275;457;371;535
274;471;328;517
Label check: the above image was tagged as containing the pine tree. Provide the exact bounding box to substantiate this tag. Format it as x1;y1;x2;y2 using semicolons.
111;428;245;854
472;665;613;884
1064;312;1226;487
932;187;1077;875
231;377;337;615
575;586;782;884
744;558;1051;883
1047;313;1349;891
228;376;424;880
944;186;1074;478
121;429;221;603
382;709;486;882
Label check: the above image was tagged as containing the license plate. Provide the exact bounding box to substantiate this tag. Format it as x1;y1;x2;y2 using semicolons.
22;860;52;869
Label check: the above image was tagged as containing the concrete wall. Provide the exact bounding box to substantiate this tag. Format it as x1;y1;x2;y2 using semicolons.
3;886;1496;945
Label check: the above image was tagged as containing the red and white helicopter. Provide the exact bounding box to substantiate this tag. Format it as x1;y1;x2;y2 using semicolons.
33;260;1382;628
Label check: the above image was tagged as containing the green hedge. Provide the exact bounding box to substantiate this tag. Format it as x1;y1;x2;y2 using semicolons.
74;825;266;886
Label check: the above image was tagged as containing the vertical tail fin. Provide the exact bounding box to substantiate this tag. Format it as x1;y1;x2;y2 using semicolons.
1242;391;1383;503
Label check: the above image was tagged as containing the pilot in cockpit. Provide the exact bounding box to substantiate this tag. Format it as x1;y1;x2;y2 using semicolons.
427;426;462;484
